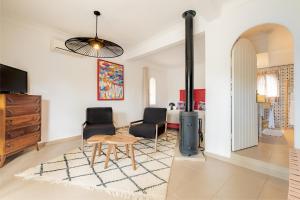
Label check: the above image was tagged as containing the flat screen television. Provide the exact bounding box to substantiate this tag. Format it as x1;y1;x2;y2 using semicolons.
0;64;28;94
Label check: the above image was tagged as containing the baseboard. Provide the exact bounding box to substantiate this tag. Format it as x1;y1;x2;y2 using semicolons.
117;126;129;129
38;126;130;147
38;135;81;147
206;152;288;180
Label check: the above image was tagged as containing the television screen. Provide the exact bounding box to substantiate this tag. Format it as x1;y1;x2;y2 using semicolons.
0;64;28;94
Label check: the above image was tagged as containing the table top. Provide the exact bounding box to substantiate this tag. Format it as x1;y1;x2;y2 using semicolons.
87;134;140;145
106;134;140;145
87;135;111;144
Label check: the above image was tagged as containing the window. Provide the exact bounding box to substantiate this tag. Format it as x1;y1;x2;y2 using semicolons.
257;73;279;97
149;78;156;105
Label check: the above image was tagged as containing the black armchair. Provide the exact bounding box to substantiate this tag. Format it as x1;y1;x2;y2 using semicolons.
82;107;116;149
129;107;167;152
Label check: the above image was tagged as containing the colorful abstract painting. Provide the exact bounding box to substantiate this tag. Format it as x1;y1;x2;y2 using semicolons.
97;59;124;100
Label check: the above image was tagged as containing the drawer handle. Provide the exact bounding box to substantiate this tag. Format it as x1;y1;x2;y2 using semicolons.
35;99;41;104
6;143;11;148
7;97;13;104
32;125;41;132
33;116;40;121
7;110;13;115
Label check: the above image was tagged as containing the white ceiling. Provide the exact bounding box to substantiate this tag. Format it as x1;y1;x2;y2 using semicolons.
2;0;231;50
141;34;205;68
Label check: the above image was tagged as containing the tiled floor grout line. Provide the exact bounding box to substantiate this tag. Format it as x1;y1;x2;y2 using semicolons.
256;176;269;199
209;172;236;199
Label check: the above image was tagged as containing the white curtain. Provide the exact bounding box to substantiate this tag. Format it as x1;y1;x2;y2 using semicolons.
265;73;279;97
257;74;266;95
257;72;279;98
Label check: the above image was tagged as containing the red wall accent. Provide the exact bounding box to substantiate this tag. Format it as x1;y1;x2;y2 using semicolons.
179;89;206;102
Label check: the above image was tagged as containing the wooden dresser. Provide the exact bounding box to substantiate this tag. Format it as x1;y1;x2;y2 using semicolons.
0;94;41;167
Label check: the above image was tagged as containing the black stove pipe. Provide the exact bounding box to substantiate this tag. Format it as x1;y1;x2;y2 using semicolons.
179;10;199;156
183;10;196;112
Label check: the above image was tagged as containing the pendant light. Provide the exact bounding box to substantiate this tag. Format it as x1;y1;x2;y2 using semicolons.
65;11;124;58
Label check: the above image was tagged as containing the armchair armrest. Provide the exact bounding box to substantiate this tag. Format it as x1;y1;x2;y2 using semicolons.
156;121;167;127
130;120;144;126
82;121;87;128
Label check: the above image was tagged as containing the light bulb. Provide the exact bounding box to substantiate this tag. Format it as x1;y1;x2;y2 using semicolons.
93;43;100;50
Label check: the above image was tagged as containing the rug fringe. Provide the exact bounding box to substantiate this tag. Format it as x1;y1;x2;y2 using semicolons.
16;171;165;200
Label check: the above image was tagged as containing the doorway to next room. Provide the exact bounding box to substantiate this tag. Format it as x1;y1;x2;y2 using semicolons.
231;24;294;168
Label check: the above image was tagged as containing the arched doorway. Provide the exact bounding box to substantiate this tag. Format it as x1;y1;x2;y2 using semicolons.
231;23;294;167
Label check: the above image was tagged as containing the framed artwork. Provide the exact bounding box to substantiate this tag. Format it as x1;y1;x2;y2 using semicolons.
97;59;124;100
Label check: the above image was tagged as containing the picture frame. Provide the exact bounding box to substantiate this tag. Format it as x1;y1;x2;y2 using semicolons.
97;59;124;100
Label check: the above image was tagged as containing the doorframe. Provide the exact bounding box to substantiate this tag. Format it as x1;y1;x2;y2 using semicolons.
230;23;295;152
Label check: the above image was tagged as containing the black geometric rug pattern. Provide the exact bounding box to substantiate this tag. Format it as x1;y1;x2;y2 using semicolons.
16;129;177;200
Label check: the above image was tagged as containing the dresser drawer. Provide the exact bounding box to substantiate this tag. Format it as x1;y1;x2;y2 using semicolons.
6;114;41;131
6;105;41;117
6;95;41;106
6;125;41;140
5;132;40;155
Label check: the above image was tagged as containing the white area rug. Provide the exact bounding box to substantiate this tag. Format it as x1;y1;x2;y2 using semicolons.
16;130;177;200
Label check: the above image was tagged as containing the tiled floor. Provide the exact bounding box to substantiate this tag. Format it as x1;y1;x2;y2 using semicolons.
167;157;288;200
0;137;288;200
235;128;293;167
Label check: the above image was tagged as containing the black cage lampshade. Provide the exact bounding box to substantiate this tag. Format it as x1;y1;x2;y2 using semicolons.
65;11;124;58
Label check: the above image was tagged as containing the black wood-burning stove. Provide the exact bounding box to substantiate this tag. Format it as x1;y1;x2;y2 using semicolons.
179;10;199;156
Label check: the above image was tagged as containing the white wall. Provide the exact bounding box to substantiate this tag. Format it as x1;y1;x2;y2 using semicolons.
205;0;300;157
166;64;205;104
1;17;144;142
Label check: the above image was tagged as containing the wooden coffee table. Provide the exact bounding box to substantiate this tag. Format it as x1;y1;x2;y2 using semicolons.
87;134;140;170
104;134;140;170
87;135;111;167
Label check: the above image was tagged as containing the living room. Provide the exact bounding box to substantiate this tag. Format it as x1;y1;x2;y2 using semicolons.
1;0;300;200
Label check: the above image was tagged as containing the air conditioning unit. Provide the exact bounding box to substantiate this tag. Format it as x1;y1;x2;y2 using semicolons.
50;39;82;57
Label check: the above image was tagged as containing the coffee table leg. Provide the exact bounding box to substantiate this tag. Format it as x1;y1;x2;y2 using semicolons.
98;143;102;156
91;143;98;167
104;144;113;169
113;145;118;160
125;144;129;157
130;144;136;170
